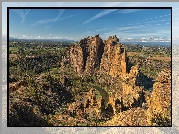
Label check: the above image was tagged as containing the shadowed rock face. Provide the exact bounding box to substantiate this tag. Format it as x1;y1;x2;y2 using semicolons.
68;35;105;76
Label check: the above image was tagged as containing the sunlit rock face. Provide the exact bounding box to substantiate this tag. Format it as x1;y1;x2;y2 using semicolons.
66;34;129;77
66;34;144;113
62;35;171;126
147;69;171;126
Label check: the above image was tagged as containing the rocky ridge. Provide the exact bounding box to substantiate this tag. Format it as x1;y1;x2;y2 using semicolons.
61;34;171;126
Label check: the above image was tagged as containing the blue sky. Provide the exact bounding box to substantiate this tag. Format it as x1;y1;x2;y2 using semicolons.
9;8;171;41
2;2;179;41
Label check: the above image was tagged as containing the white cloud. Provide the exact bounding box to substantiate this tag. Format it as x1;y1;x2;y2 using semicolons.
19;9;30;25
96;28;107;32
22;35;28;38
84;31;95;35
120;9;143;13
83;9;117;24
31;9;65;26
11;9;30;25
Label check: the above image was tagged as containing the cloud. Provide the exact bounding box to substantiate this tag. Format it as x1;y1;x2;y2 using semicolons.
120;9;143;13
83;9;117;24
31;9;65;26
33;10;77;31
11;9;30;25
22;35;28;38
69;24;83;31
104;25;148;35
96;28;107;32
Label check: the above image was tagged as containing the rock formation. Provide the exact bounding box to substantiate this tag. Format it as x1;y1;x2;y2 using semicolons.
63;35;146;114
99;36;127;77
69;45;84;75
67;88;105;120
147;69;171;126
101;107;148;126
61;35;171;126
9;80;26;93
67;34;105;76
64;34;129;77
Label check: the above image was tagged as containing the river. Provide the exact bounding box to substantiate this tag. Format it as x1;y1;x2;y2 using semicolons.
88;83;109;105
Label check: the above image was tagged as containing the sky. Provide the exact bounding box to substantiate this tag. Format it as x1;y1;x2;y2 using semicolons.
9;8;171;41
2;2;179;41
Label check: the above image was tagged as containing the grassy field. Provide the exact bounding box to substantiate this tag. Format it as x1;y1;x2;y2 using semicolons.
9;47;18;52
127;52;171;62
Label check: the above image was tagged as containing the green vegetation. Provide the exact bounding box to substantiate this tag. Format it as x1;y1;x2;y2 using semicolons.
9;41;67;82
9;40;171;126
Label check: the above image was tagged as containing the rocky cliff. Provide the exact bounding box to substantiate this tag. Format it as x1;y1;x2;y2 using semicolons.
99;35;127;77
63;34;146;114
147;69;171;126
64;34;129;77
67;34;105;76
60;35;171;126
